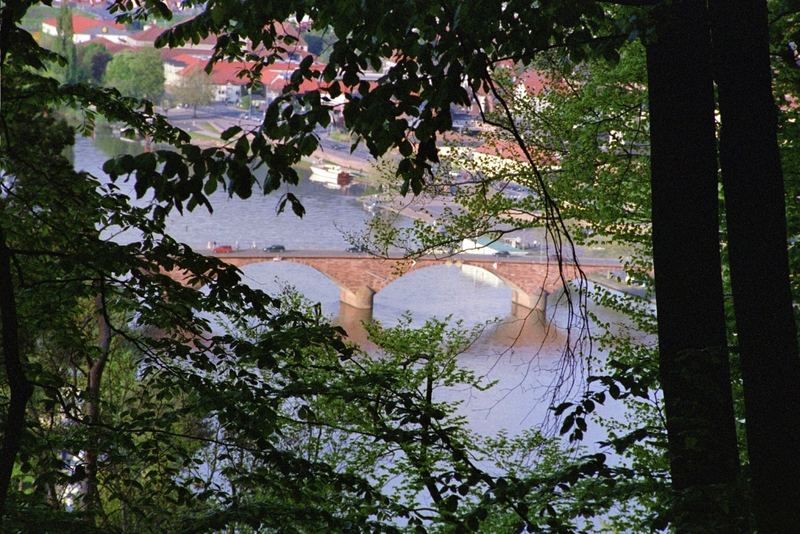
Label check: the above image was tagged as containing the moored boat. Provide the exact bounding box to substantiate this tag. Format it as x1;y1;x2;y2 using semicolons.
309;164;353;187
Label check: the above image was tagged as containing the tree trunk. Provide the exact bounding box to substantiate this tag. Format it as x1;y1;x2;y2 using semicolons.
645;1;741;528
0;226;33;519
85;292;112;522
709;1;800;529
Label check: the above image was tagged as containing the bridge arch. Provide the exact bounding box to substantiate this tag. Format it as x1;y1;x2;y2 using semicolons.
373;259;534;300
231;257;371;310
372;263;510;323
453;261;544;310
236;260;342;307
404;258;554;312
372;259;524;291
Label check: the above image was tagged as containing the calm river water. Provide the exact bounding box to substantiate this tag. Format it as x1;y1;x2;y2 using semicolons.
75;132;624;440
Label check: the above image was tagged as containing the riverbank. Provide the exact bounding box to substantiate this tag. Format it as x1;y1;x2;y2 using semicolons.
170;113;387;183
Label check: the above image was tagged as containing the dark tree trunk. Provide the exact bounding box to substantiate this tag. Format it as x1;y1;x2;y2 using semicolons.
645;1;741;528
0;227;33;519
709;1;800;529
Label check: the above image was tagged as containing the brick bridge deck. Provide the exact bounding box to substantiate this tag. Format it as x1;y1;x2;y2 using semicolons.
197;249;621;314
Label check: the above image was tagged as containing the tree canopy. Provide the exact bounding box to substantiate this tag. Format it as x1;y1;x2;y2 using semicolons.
171;67;214;117
103;48;165;102
52;2;80;84
78;42;112;84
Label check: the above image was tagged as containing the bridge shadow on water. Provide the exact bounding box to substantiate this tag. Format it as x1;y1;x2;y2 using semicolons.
335;300;566;353
237;261;571;354
486;302;565;350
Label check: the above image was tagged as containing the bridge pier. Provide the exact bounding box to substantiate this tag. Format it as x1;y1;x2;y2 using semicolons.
336;292;375;346
511;289;548;314
340;286;375;310
335;302;374;346
511;301;547;325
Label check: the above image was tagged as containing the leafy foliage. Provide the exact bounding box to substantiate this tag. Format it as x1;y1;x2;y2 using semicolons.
78;42;113;84
1;3;608;530
3;0;799;530
0;0;660;529
104;48;165;102
53;2;80;84
170;68;215;116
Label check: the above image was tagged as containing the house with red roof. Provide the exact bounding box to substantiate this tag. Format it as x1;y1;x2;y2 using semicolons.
163;53;207;86
171;59;334;104
174;61;253;103
42;14;127;44
80;36;130;54
252;22;310;61
439;138;559;183
125;25;168;47
126;24;217;52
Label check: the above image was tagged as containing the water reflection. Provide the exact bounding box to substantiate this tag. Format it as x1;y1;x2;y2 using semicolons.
90;126;145;159
335;302;374;348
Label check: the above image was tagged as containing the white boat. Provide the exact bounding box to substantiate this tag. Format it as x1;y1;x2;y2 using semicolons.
309;164;353;186
309;164;341;182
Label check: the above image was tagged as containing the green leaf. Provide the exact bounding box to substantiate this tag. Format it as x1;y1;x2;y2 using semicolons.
221;125;242;141
552;402;573;416
204;177;218;196
559;414;575;436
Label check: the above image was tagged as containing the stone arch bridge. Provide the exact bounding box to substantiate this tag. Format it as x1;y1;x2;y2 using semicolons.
196;249;620;316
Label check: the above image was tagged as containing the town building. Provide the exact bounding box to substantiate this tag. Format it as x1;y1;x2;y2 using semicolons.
41;13;126;43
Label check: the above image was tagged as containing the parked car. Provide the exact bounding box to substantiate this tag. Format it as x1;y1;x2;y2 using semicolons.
494;250;510;257
264;244;286;252
347;245;369;253
213;245;234;253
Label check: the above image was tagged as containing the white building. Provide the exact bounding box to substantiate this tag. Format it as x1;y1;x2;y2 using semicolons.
42;14;128;44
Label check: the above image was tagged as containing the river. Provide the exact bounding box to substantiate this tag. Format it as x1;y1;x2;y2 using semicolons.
75;131;625;441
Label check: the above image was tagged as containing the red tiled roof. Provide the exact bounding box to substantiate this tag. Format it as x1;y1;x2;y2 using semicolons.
163;52;207;66
159;48;211;61
176;59;366;98
518;69;548;94
188;60;315;87
44;14;125;35
264;63;364;95
179;62;252;86
81;36;130;54
474;139;559;167
475;140;528;161
178;53;206;65
131;26;167;43
132;24;216;46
